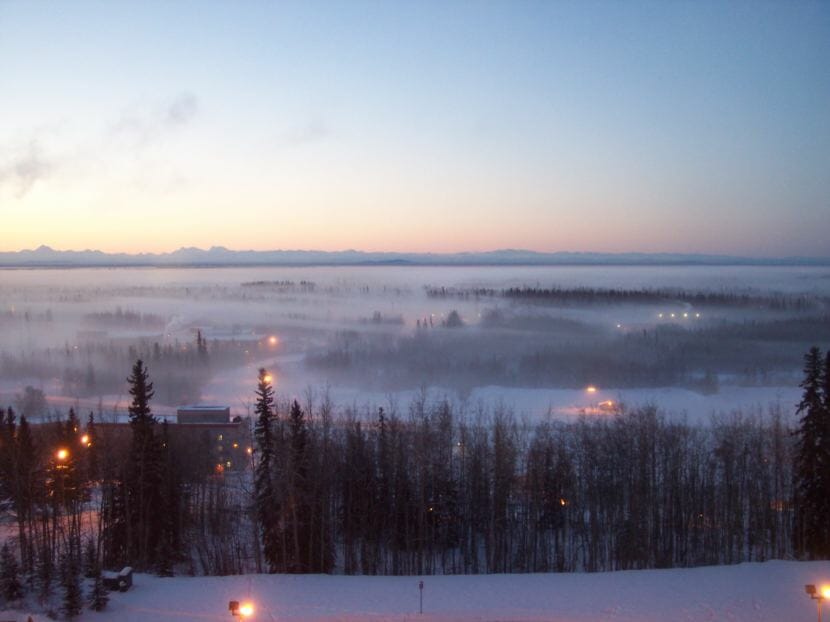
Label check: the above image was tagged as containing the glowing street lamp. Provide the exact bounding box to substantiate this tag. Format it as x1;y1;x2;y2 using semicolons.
268;335;278;346
56;448;69;462
805;585;830;622
229;600;255;618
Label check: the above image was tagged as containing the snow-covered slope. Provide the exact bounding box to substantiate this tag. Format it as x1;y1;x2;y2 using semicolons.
5;560;829;621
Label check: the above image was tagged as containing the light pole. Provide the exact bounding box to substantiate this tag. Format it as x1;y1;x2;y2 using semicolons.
229;600;255;619
805;585;830;622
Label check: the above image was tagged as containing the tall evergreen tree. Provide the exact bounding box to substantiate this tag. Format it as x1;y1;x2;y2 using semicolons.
87;571;109;612
155;421;179;577
253;368;281;571
35;545;54;604
124;359;163;568
0;543;24;601
287;399;310;572
85;412;99;483
60;553;82;619
83;537;97;579
794;347;830;558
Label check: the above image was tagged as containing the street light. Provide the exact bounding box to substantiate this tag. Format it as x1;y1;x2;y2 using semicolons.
229;600;254;618
56;448;69;462
805;585;830;622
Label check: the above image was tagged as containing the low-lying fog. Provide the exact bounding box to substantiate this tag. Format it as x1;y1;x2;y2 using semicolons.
2;265;828;425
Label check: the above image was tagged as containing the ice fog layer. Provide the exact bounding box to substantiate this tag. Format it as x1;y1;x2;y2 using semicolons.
1;265;827;423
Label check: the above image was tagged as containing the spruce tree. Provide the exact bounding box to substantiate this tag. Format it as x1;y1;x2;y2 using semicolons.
155;421;178;577
83;538;97;579
86;555;108;612
88;572;109;612
61;552;82;619
85;412;99;483
253;368;280;571
125;359;162;568
794;346;830;558
0;543;24;601
287;399;310;572
36;545;54;604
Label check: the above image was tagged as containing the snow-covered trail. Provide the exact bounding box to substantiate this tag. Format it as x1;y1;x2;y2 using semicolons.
5;560;830;621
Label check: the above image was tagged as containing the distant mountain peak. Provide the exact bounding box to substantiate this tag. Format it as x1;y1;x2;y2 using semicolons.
0;246;827;267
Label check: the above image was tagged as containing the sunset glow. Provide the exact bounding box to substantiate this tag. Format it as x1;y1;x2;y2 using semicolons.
0;2;827;257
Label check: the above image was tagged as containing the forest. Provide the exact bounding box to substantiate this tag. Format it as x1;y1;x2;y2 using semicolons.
2;346;829;617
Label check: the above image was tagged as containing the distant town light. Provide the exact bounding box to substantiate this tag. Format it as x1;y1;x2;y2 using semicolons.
586;386;598;394
56;448;69;461
80;434;90;445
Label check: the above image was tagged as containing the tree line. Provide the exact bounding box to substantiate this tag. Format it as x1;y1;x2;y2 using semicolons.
425;285;824;311
1;347;829;618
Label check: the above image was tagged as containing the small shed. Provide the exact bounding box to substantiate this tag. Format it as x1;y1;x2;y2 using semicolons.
102;566;133;592
117;566;134;591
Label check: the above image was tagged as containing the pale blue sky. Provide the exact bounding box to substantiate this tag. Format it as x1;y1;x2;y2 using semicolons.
1;1;828;256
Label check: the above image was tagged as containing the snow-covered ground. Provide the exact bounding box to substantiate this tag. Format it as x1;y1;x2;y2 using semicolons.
4;561;830;621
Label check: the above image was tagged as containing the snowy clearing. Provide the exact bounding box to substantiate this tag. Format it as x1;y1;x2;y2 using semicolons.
5;560;830;621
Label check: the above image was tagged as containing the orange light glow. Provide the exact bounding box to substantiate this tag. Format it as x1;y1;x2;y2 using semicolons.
56;448;69;461
239;602;254;617
80;434;90;445
822;585;830;600
263;374;273;384
586;386;598;394
268;335;278;346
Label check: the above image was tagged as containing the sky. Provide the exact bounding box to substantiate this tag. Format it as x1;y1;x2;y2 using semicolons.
0;1;828;257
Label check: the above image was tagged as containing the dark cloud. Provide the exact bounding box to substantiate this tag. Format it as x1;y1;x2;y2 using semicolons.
278;120;332;147
110;92;199;147
0;141;54;198
164;93;199;126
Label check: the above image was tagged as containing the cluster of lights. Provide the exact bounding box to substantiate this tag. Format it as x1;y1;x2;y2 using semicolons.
657;312;701;320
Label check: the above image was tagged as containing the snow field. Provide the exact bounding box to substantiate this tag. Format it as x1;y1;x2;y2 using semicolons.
5;560;830;621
